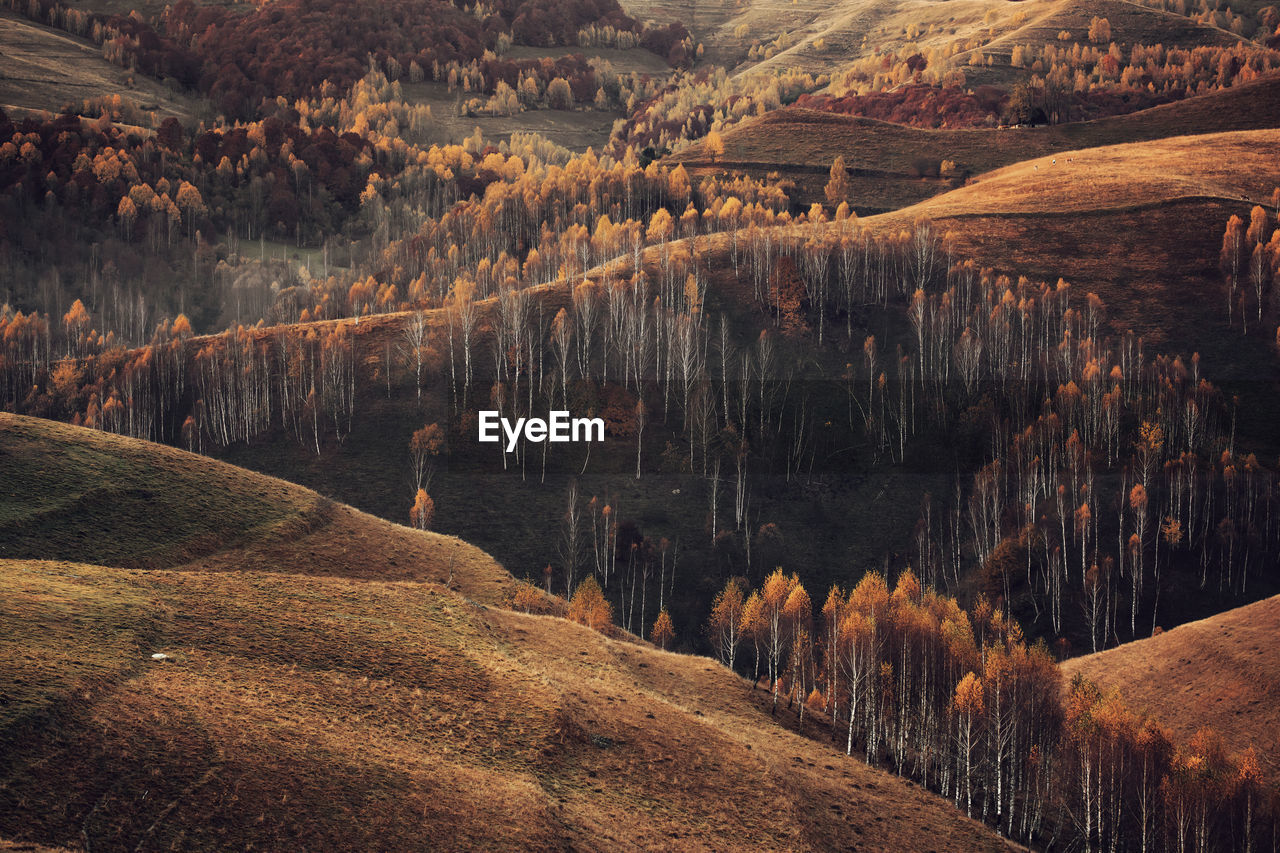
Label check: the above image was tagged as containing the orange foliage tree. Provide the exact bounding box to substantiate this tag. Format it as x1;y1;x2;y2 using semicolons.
410;423;445;491
651;608;675;650
410;488;435;530
707;578;745;669
567;575;613;632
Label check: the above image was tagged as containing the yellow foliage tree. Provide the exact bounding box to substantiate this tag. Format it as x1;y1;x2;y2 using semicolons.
651;609;675;650
568;575;613;631
824;155;849;208
410;488;435;530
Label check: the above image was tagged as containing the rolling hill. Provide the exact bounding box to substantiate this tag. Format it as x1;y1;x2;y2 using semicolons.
1061;594;1280;782
0;415;1009;851
867;126;1279;217
674;71;1280;211
966;0;1244;72
621;0;1241;76
0;8;206;124
0;413;513;603
845;127;1280;371
138;126;1280;640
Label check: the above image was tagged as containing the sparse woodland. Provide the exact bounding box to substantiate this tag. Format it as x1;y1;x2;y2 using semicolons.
2;0;1280;847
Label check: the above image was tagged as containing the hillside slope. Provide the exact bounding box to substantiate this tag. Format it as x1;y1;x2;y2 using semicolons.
1061;594;1280;781
0;8;205;122
158;128;1279;625
0;413;513;604
880;127;1278;216
0;417;1009;851
849;127;1280;365
675;72;1280;210
622;0;1236;74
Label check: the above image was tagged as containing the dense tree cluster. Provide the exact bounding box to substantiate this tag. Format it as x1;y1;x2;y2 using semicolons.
996;40;1280;125
0;107;385;333
446;54;677;118
610;67;829;160
832;43;968;99
705;568;1279;850
1220;203;1280;332
1126;0;1280;42
804;39;1280;130
0;107;382;242
1;0;202;87
5;0;647;120
796;85;1009;129
160;0;634;119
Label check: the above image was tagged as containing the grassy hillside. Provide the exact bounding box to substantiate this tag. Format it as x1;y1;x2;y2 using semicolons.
1062;594;1280;782
622;0;1238;74
0;413;513;603
675;72;1280;210
0;416;1008;851
626;0;1046;71
883;127;1279;216
967;0;1244;71
0;560;1010;851
0;8;206;123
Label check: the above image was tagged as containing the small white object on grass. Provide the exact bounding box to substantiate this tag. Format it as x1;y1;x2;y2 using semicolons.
151;653;169;661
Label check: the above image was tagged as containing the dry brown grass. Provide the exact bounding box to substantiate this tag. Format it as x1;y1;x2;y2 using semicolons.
768;0;1239;78
884;127;1280;217
622;0;1239;82
0;8;206;123
624;0;1032;73
0;414;513;604
398;81;621;153
0;560;1009;851
676;72;1280;210
1061;594;1280;782
971;0;1242;69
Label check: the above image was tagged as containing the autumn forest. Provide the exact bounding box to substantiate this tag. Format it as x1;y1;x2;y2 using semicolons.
2;0;1280;848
